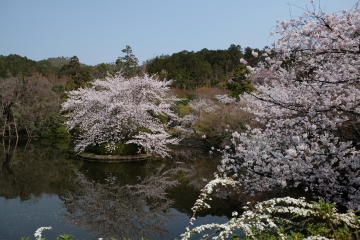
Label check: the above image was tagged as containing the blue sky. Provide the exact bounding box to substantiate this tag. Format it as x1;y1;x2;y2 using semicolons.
0;0;357;66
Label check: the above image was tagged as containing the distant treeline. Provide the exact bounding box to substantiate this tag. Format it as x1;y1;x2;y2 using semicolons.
0;44;267;138
146;44;266;89
0;44;269;90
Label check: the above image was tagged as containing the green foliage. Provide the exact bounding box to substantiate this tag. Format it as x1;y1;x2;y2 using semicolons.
177;98;191;106
42;56;70;68
155;113;169;124
0;55;86;79
172;95;197;118
243;47;260;67
178;103;193;117
56;234;75;240
243;199;360;240
146;44;247;89
0;54;45;78
227;64;256;100
92;62;116;79
52;84;65;93
54;125;69;137
171;95;195;120
186;186;360;240
37;57;70;76
64;76;77;91
60;56;93;90
37;115;69;138
116;45;139;78
146;44;268;90
147;110;169;124
187;92;198;100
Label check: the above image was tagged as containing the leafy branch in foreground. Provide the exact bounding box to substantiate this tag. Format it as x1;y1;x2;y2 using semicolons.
182;175;360;240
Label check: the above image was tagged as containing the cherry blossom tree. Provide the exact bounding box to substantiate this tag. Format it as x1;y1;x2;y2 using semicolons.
217;2;360;209
182;3;360;239
61;73;178;157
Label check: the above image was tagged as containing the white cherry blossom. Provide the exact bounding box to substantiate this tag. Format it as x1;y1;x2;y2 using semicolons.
62;73;179;157
218;3;360;209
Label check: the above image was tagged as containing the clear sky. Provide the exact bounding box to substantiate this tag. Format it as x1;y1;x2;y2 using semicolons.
0;0;357;66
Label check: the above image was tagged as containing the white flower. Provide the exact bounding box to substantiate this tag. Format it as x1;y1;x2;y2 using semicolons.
252;50;258;57
240;58;248;64
287;148;297;157
34;227;52;240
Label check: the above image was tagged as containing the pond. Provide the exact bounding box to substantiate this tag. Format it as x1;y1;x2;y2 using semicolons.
0;139;246;240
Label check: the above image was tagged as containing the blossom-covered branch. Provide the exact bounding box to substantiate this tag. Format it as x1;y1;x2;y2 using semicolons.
218;2;360;209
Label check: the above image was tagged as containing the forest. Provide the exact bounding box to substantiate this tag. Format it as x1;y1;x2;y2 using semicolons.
0;44;263;140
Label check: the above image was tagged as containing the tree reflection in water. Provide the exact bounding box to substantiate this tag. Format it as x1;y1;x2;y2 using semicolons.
0;138;76;201
61;166;190;240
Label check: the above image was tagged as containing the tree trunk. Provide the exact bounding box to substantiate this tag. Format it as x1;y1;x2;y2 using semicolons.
14;120;18;139
2;119;6;137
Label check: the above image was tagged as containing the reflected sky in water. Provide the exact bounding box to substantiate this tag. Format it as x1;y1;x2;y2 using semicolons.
0;139;239;240
0;195;93;240
0;195;232;240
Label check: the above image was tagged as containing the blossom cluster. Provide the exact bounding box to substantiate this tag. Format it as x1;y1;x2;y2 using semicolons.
34;226;52;240
184;2;360;239
218;2;360;209
182;174;360;239
62;73;179;157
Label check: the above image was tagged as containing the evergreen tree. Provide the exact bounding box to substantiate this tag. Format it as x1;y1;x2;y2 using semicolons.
60;56;92;90
116;45;139;78
227;64;256;100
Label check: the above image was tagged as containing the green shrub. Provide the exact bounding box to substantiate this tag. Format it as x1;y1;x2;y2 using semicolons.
178;104;193;117
54;125;69;137
177;98;190;106
187;92;198;100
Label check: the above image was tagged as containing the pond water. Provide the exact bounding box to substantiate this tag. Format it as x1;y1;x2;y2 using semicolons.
0;139;245;240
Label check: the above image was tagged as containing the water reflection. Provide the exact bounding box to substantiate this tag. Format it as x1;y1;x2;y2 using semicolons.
61;168;182;239
0;138;78;201
0;139;242;239
59;147;232;239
